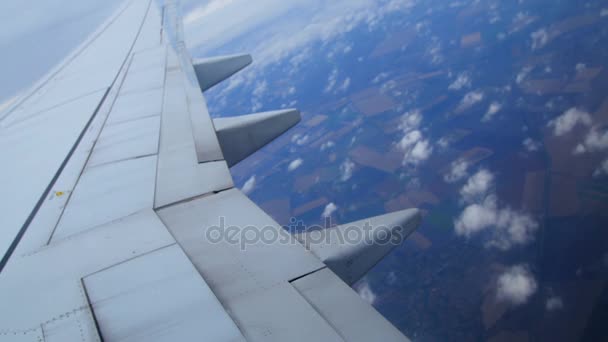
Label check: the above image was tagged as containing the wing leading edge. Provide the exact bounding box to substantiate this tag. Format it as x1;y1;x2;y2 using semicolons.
0;0;421;341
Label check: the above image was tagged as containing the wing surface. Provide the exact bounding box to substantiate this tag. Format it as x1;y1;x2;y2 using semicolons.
0;1;418;341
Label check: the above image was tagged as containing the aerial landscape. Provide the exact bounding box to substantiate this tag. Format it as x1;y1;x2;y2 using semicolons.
186;0;608;340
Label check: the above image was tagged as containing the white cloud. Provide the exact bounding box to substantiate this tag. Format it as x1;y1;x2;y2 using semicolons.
546;296;564;311
320;140;335;151
575;63;587;72
459;91;484;109
292;134;310;146
398;130;422;150
574;128;608;154
455;195;538;250
444;160;469;183
496;265;538;306
322;202;338;218
410;140;433;161
594;159;608;178
397;130;433;165
252;80;268;98
339;77;351;92
241;175;256;195
460;169;494;203
184;0;417;91
324;68;339;93
448;73;471;91
396;110;433;165
548;107;592;136
340;159;355;182
482;102;502;122
516;66;533;84
355;278;377;305
399;110;422;131
184;0;238;25
437;137;450;149
372;72;389;84
288;158;303;171
523;138;541;152
602;8;608;17
531;28;548;50
455;196;499;237
455;171;538;250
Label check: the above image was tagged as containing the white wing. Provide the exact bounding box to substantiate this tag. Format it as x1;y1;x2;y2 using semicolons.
0;1;420;341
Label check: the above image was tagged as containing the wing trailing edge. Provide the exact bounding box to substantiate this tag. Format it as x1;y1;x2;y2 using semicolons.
295;208;422;285
193;53;252;91
213;109;301;167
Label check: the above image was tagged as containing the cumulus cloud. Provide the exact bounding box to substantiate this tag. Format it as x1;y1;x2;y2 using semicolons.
397;110;433;165
455;195;538;250
455;196;499;237
355;278;377;305
410;140;433;161
460;169;494;203
531;28;548;50
575;63;587;72
340;159;355;182
241;175;256;195
322;202;338;218
523;138;541;152
454;171;538;250
292;134;310;146
288;158;303;171
548;107;592;136
184;0;418;99
399;110;423;131
574;128;608;154
324;68;339;93
546;296;564;311
252;80;268;98
448;73;471;91
496;265;538;306
339;77;351;92
437;137;450;149
593;159;608;178
320;140;335;151
516;66;533;84
398;130;433;165
482;102;502;122
459;91;484;110
444;160;469;183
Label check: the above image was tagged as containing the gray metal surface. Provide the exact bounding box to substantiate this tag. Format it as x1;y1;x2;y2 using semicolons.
213;109;301;166
0;90;107;260
154;49;232;208
157;189;353;341
292;268;410;342
0;0;417;340
296;208;421;285
0;210;175;337
87;115;161;167
193;54;253;92
51;156;157;241
84;245;245;342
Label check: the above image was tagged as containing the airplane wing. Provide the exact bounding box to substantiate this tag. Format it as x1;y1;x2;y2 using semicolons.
0;1;421;341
